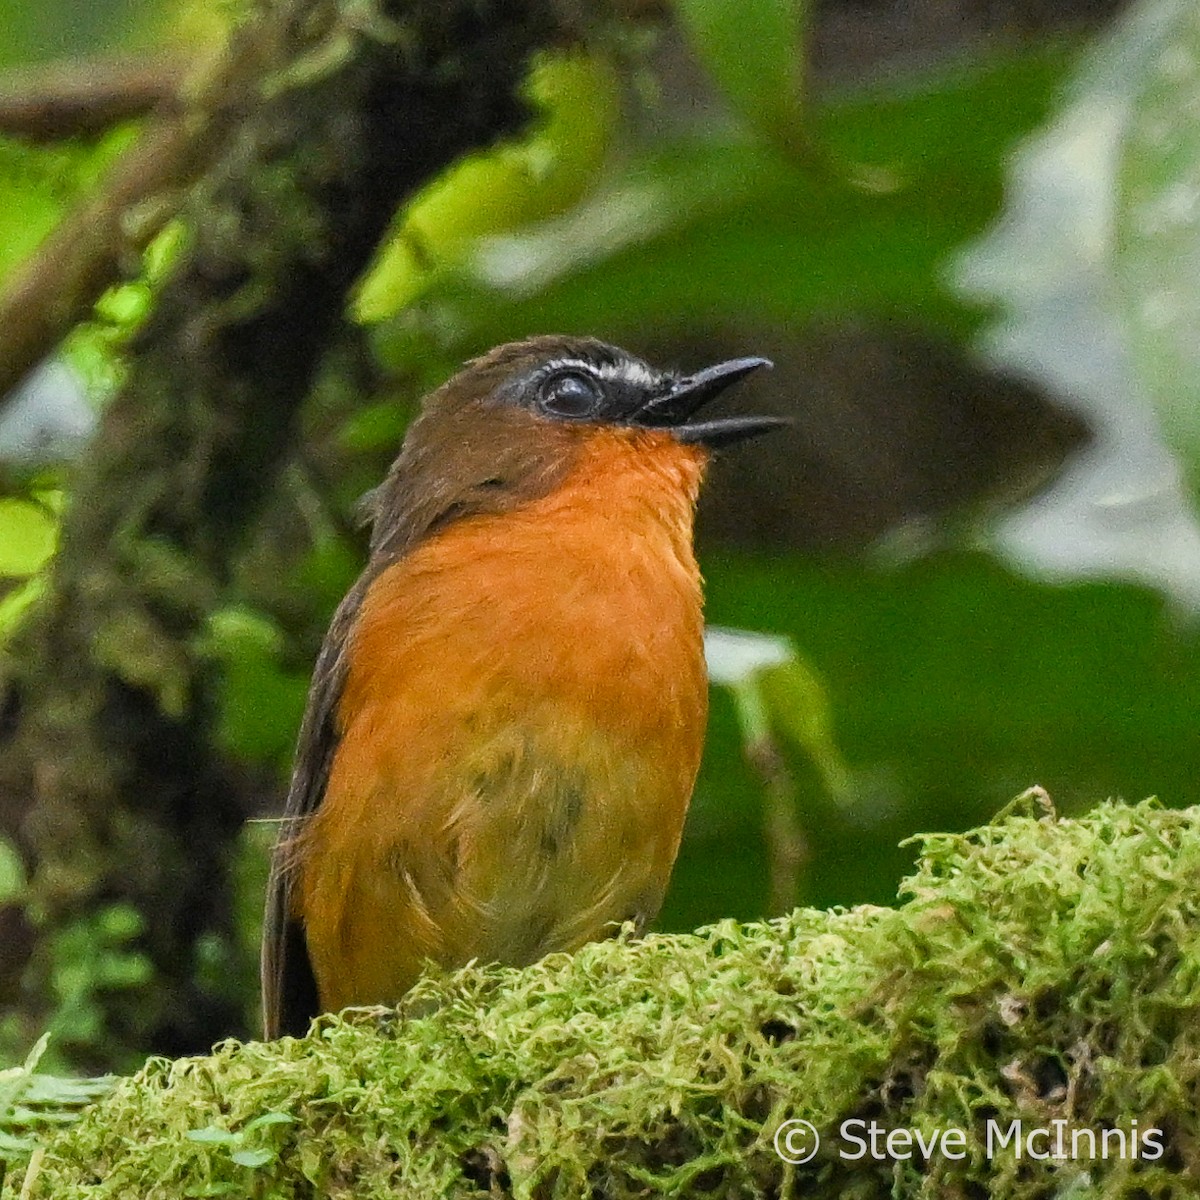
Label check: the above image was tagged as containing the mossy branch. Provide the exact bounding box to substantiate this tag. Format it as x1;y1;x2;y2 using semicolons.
4;797;1197;1198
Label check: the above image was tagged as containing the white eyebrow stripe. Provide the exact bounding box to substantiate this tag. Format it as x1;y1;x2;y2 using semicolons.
601;360;658;389
541;357;660;389
541;358;593;375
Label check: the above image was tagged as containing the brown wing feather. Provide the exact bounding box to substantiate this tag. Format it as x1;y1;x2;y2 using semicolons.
259;464;565;1035
260;340;591;1037
260;579;367;1038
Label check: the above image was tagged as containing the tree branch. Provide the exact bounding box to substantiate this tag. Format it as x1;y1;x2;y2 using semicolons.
0;56;185;141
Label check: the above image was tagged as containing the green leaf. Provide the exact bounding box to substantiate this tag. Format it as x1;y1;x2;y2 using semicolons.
243;1111;296;1133
95;904;143;941
0;837;27;904
758;658;851;801
675;0;808;156
231;1147;275;1168
0;499;57;576
186;1126;240;1147
1;1033;49;1103
0;1033;50;1156
337;400;413;453
200;606;310;768
378;44;1075;361
0;127;136;289
355;51;619;321
203;605;286;661
708;627;847;795
0;576;46;647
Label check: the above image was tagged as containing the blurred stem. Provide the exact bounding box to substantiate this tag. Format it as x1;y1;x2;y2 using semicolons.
674;0;811;162
0;55;186;141
731;676;808;915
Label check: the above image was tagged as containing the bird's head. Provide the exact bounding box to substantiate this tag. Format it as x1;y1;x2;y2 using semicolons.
367;335;782;557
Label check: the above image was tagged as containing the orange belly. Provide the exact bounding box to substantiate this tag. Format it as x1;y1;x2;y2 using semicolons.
295;430;709;1012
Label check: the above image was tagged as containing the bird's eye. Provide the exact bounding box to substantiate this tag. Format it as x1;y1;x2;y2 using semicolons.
538;370;603;420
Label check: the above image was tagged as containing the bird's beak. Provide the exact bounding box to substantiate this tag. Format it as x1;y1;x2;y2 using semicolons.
637;357;787;447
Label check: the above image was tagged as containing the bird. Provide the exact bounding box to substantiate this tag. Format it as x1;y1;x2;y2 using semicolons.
261;334;781;1038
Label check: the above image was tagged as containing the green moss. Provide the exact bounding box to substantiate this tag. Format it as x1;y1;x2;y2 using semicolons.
6;797;1199;1197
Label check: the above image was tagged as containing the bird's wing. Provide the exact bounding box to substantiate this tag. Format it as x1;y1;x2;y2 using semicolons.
260;446;533;1036
260;578;368;1039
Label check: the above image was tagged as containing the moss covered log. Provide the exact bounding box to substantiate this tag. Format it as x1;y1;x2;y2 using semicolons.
4;797;1198;1198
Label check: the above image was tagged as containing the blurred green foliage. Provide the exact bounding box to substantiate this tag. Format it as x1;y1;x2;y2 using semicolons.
0;498;56;577
354;52;620;322
1;0;1199;1066
366;46;1072;363
0;132;131;283
675;0;808;157
672;550;1200;928
200;606;309;770
0;907;153;1075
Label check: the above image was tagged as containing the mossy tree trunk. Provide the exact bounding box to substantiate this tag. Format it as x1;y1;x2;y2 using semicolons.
0;0;561;1067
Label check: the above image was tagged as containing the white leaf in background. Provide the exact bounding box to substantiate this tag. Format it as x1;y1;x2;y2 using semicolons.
704;625;795;685
954;0;1200;607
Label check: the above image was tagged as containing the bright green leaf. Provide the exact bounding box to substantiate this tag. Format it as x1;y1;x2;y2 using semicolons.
337;400;413;453
758;658;851;801
0;499;58;576
243;1111;296;1133
201;605;309;767
714;633;850;803
355;51;619;322
378;45;1074;360
0;127;136;289
95;904;143;942
203;605;286;662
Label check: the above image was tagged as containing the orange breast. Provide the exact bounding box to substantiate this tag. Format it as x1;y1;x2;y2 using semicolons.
295;430;710;1012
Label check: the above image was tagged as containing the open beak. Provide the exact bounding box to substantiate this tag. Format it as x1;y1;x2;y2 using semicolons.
637;357;787;447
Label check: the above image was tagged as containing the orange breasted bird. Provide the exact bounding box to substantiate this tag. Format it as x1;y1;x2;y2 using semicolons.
261;335;781;1038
